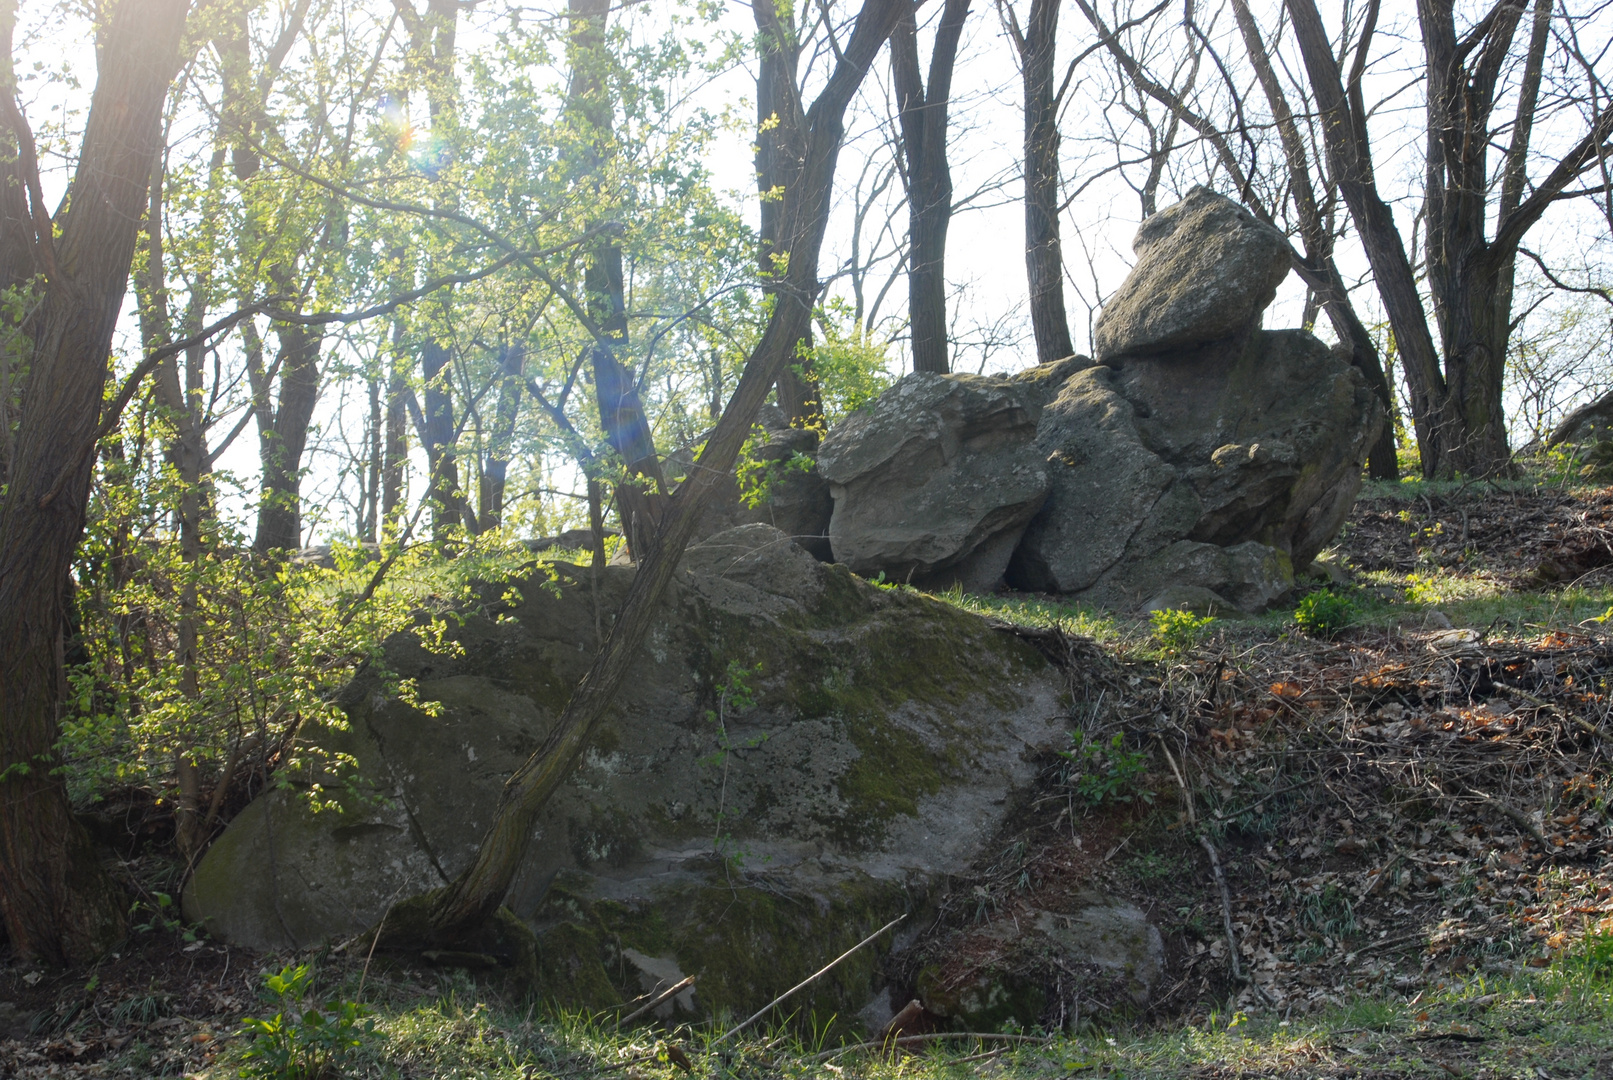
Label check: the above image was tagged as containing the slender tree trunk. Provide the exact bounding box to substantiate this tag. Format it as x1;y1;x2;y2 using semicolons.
252;315;322;553
0;0;192;964
1287;0;1454;475
892;0;970;374
568;0;669;556
1227;0;1397;480
479;342;524;531
382;313;409;533
1010;0;1076;364
406;0;906;940
754;0;829;423
420;336;463;539
364;371;382;541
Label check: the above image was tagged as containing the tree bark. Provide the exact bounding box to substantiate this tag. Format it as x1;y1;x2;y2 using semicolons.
0;0;193;965
1009;0;1076;364
755;0;830;423
1287;0;1454;475
478;341;525;531
408;0;906;940
568;0;669;556
892;0;970;374
1227;0;1397;480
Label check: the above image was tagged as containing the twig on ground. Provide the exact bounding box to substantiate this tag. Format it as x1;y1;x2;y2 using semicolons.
1200;835;1276;1006
712;914;905;1045
616;976;695;1029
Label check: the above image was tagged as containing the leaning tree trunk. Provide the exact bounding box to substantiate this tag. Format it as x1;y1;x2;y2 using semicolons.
0;0;192;964
401;0;907;941
892;0;971;375
1287;0;1455;476
1228;0;1397;480
1013;0;1076;365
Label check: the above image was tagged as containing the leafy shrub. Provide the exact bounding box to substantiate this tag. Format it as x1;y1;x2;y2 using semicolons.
238;964;376;1080
1149;608;1215;655
1060;732;1154;809
1294;588;1355;638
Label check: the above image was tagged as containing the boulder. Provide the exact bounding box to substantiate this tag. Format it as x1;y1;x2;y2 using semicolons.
185;525;1074;1023
1549;389;1613;448
915;894;1166;1028
1093;186;1292;365
1010;330;1381;608
817;359;1087;592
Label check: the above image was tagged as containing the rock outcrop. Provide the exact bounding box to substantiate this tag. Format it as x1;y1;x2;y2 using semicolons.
1009;330;1380;609
816;359;1086;592
1093;185;1292;365
185;525;1093;1023
819;188;1382;611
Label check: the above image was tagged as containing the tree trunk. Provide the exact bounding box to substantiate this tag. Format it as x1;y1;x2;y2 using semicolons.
382;315;409;533
420;336;464;539
1287;0;1454;475
1011;0;1076;364
478;342;524;532
1228;0;1397;480
892;0;970;375
0;0;192;964
568;0;669;556
252;314;323;553
406;0;906;940
754;0;830;422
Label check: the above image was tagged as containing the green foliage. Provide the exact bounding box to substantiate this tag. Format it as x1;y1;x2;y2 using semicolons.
736;443;815;509
1294;588;1355;638
128;892;194;941
238;964;376;1080
807;297;896;423
1060;732;1154;809
1149;608;1215;655
64;457;541;818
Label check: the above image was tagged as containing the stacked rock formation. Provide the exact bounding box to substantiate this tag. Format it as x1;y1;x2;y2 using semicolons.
819;187;1384;612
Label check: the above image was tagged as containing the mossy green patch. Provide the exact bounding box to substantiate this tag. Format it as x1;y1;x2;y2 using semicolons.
528;868;914;1033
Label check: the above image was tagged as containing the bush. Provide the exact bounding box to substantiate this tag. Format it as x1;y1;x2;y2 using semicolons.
1149;607;1215;655
238;964;376;1080
1294;588;1355;638
1060;732;1154;809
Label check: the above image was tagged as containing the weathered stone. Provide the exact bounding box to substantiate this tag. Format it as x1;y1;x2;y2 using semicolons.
1549;389;1613;447
1010;330;1379;608
1094;186;1292;365
915;894;1165;1027
185;525;1068;1024
817;361;1087;591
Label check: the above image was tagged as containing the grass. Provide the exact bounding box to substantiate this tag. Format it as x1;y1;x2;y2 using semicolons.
181;954;1613;1079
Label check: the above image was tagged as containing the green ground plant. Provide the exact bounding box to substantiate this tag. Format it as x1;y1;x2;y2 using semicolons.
1294;588;1355;637
1149;607;1215;654
1060;731;1154;809
237;964;376;1080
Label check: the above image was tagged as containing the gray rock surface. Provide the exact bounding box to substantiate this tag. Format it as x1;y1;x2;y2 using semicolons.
1010;330;1381;608
1549;389;1613;447
915;893;1165;1028
185;525;1071;1020
1093;186;1292;365
818;369;1068;591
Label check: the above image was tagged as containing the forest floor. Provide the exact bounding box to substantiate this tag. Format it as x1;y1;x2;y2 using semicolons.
4;471;1613;1079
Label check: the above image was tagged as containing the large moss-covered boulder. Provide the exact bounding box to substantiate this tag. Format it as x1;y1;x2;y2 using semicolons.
185;525;1068;1023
